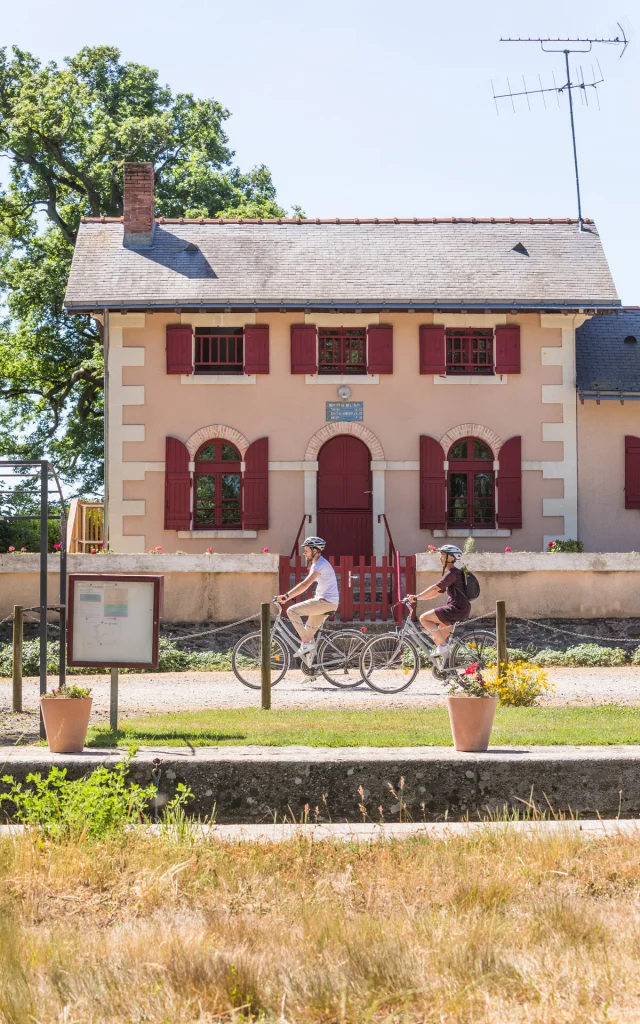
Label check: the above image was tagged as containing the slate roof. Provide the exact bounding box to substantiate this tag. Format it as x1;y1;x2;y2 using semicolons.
576;310;640;395
64;217;620;311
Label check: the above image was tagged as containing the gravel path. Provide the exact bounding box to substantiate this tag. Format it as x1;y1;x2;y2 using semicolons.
2;666;640;745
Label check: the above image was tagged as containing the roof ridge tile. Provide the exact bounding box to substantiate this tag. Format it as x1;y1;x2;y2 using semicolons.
79;215;593;225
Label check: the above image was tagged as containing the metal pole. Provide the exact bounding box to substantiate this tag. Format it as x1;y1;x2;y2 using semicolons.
12;605;23;713
260;602;271;711
102;309;110;551
39;462;48;739
110;667;118;734
564;50;584;230
59;501;67;688
496;600;508;678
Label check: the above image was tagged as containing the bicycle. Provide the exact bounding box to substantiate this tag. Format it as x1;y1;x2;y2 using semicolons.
232;598;367;690
359;597;497;694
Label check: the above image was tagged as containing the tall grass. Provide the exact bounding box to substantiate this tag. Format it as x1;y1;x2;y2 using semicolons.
1;828;640;1021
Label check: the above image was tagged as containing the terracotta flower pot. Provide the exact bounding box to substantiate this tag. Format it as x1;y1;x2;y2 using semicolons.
40;696;93;753
446;695;498;752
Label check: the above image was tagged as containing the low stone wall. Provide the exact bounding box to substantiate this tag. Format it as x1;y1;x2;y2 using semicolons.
0;553;279;623
416;552;640;619
0;551;639;623
2;746;640;823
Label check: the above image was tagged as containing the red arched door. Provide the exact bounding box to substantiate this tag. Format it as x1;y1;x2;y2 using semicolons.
317;436;372;556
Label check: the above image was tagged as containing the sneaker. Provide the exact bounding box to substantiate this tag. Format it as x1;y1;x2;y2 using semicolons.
434;644;450;657
295;641;315;659
302;647;316;669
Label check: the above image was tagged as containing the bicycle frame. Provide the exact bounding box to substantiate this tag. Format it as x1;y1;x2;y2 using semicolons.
269;600;356;673
386;600;471;678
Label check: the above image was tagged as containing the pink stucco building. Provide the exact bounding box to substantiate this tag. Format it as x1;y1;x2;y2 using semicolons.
64;162;636;556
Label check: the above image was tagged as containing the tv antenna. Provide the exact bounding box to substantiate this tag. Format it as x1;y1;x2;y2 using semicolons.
492;25;628;230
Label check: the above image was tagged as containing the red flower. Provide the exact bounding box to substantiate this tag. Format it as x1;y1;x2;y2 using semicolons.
8;546;15;553
53;543;61;551
427;545;437;552
205;547;213;554
548;541;554;549
464;662;478;675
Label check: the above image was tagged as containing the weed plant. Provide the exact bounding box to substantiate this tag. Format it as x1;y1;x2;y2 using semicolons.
0;761;192;841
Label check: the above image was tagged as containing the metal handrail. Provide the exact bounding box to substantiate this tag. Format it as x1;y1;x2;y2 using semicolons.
377;513;396;560
289;513;312;559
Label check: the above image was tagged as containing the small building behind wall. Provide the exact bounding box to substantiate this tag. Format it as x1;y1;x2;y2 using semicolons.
577;310;640;551
63;162;622;556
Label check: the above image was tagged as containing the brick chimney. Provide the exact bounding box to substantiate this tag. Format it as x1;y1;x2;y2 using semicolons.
123;162;155;248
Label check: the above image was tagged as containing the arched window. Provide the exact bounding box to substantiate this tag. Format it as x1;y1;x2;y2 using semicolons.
447;438;495;528
194;440;242;528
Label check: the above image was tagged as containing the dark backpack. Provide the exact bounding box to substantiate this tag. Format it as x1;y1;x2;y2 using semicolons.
461;566;481;601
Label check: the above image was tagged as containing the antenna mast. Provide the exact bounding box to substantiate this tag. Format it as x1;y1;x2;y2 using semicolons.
493;25;628;230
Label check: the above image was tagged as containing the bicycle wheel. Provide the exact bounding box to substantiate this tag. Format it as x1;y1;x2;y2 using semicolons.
319;629;366;688
232;631;289;689
360;633;420;694
449;630;497;671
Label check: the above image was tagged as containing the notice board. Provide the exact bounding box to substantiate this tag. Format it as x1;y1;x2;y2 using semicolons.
67;574;163;668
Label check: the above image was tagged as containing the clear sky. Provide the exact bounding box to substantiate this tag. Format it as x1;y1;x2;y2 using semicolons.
3;0;638;300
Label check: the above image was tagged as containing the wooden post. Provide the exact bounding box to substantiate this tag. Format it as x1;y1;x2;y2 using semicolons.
110;667;119;734
12;605;23;713
260;602;271;711
496;599;508;677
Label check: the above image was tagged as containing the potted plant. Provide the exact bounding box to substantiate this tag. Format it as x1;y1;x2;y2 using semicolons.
446;663;498;752
40;685;93;753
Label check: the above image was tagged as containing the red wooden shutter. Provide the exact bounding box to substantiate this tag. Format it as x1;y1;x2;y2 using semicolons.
419;325;446;374
244;324;270;374
164;437;191;530
495;325;521;374
291;324;317;374
625;436;640;509
367;324;393;374
244;437;269;529
498;435;522;528
420;435;446;529
166;324;193;375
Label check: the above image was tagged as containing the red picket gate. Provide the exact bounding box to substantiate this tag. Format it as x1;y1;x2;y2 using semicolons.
278;554;416;623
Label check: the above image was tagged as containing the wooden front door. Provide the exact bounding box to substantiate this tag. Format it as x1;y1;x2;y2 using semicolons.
317;436;373;556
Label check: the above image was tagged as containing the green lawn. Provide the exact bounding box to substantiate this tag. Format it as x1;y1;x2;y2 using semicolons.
87;705;640;749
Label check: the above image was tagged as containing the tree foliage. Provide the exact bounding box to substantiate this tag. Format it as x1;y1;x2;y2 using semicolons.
0;46;289;493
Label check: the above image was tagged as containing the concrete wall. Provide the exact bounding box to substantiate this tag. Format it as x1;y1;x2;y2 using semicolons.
106;310;582;556
578;400;640;552
0;553;278;623
416;551;640;619
2;551;640;622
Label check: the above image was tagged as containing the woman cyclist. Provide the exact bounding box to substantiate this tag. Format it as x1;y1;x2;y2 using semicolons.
407;544;470;657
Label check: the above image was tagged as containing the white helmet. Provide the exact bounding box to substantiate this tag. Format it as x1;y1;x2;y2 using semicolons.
302;536;326;551
437;544;462;560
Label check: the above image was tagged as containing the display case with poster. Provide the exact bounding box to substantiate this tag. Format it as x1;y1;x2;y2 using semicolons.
67;575;163;668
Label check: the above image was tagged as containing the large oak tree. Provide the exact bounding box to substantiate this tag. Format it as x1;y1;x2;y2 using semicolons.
0;45;291;493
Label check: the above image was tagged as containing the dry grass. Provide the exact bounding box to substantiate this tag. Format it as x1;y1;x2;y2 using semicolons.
2;829;640;1022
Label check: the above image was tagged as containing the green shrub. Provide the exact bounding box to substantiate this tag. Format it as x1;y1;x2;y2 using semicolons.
546;539;584;553
478;647;533;665
0;761;192;841
536;644;627;667
0;638;234;676
630;648;640;665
